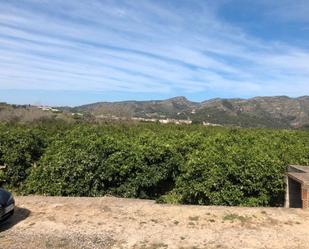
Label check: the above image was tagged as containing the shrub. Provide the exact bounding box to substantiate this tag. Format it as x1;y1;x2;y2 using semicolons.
0;123;308;207
172;130;308;206
0;125;44;189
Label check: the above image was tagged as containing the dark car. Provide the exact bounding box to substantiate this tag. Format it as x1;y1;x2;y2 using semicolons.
0;188;15;222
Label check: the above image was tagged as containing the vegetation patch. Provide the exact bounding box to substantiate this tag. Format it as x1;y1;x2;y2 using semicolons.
188;216;199;221
223;213;250;223
0;122;308;207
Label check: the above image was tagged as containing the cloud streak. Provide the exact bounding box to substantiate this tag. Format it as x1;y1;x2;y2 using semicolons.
0;0;308;104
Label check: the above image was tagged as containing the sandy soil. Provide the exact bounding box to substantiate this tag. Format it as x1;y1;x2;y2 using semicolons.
1;196;309;249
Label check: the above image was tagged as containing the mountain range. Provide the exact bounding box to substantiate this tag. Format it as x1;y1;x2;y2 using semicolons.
1;96;309;128
72;96;309;128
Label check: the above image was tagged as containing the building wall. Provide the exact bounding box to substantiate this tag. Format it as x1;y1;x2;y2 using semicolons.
288;177;302;208
302;187;309;209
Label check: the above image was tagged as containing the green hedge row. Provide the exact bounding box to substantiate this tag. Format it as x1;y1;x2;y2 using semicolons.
0;123;308;207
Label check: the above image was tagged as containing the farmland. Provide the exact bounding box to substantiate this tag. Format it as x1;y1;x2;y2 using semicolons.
0;122;308;207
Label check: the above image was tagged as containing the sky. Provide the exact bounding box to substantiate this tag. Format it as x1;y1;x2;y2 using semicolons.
0;0;308;106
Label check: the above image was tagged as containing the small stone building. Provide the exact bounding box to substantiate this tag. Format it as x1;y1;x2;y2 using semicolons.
286;165;309;209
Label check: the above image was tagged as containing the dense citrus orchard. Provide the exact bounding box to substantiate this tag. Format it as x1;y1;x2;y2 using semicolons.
0;122;308;206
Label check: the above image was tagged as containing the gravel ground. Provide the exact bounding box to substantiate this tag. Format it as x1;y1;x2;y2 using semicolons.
1;196;309;249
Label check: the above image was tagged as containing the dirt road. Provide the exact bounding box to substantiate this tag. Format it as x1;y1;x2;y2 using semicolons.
1;196;309;249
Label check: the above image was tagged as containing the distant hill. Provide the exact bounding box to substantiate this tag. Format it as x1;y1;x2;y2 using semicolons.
73;96;196;118
73;96;309;128
0;103;74;123
1;96;309;128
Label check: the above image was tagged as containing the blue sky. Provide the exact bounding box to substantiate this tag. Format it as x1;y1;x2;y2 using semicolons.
0;0;308;106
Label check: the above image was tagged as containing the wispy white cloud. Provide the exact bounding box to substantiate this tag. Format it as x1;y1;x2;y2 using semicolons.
0;0;308;103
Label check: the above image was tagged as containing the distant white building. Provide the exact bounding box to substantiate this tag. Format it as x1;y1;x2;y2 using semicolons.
203;122;222;127
159;119;169;124
132;117;157;122
159;118;192;125
37;106;60;113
